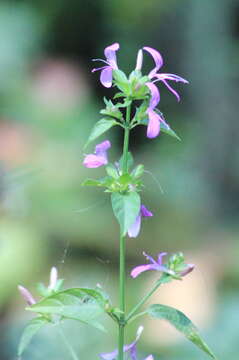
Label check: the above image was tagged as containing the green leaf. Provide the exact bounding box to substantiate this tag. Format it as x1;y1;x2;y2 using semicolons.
111;191;140;235
85;119;117;147
82;177;114;188
131;164;144;179
113;70;130;94
113;92;125;99
105;164;119;179
27;288;106;330
18;317;47;356
147;304;217;359
82;178;105;187
113;69;128;84
119;152;134;172
160;121;181;141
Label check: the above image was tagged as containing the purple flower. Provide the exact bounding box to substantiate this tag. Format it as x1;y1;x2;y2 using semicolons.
143;46;188;102
18;285;36;305
145;82;170;138
99;326;153;360
131;252;169;278
92;43;120;88
83;140;111;168
128;205;153;238
131;252;195;279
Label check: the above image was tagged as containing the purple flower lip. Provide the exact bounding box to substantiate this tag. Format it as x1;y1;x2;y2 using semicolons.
92;43;120;88
143;46;188;103
83;140;111;168
100;326;151;360
127;205;153;238
99;326;154;360
18;285;36;306
131;251;169;278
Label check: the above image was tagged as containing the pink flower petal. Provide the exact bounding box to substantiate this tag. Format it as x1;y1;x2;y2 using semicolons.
83;154;107;168
162;79;181;102
100;66;113;88
131;264;158;278
141;205;153;217
143;46;163;78
146;82;160;109
127;214;141;238
104;43;120;69
147;109;160;138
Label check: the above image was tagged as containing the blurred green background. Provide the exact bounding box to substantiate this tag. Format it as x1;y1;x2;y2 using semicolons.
0;0;238;359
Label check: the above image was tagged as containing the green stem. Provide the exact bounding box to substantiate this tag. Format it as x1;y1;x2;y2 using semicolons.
122;100;131;174
58;326;79;360
126;280;162;323
118;101;132;360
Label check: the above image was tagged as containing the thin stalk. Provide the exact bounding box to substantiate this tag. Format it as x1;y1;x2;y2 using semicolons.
118;101;132;360
58;326;79;360
122;100;131;174
126;281;162;323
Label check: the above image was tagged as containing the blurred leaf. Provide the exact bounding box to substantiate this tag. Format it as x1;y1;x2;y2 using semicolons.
147;304;216;359
131;164;144;179
27;288;107;329
160;121;181;141
82;177;113;188
106;164;119;179
18;317;47;356
85;119;118;147
111;191;140;235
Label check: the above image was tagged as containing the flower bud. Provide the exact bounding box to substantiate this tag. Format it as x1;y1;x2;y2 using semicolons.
135;49;143;71
18;285;36;305
48;266;58;290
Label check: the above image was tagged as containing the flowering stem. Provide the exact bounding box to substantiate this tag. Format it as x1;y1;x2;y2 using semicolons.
118;101;132;360
126;280;162;323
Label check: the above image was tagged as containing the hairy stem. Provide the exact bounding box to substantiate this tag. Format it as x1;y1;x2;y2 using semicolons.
118;101;131;360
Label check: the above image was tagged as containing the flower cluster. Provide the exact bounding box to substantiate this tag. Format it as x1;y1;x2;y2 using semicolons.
92;43;188;138
82;43;188;240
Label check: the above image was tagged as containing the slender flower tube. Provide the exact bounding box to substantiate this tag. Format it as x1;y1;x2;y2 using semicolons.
48;266;58;290
83;140;111;168
127;205;153;238
99;326;153;360
18;285;36;305
143;46;188;102
92;43;120;88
